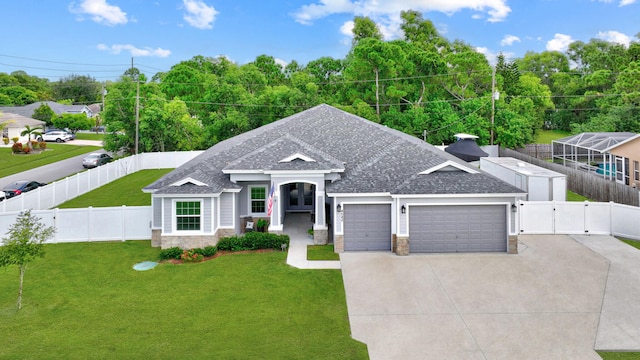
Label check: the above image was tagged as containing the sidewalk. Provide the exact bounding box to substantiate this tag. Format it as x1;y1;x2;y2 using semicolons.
283;212;341;270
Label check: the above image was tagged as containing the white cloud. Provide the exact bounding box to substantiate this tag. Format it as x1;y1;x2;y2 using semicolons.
597;30;632;46
97;44;171;57
292;0;512;28
69;0;128;26
182;0;218;30
500;34;520;46
593;0;636;5
546;33;574;52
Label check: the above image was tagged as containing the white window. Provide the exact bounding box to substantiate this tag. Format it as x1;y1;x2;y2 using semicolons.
174;200;202;232
249;186;267;215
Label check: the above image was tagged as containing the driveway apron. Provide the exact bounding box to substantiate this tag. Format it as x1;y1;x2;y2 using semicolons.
340;235;612;359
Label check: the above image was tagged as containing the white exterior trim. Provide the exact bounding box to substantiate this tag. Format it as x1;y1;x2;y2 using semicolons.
171;199;205;235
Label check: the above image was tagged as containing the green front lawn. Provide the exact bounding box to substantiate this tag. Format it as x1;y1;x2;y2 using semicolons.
0;241;367;359
0;144;101;178
57;168;173;208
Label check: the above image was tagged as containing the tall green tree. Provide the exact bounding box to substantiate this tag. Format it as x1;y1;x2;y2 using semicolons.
351;16;382;46
52;74;102;104
32;103;56;126
0;210;56;310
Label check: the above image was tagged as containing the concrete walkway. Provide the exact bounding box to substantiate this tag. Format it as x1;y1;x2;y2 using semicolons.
572;235;640;351
340;234;640;359
282;212;341;270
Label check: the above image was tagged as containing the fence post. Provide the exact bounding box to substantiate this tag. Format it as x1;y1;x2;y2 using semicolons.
88;206;93;242
122;205;126;242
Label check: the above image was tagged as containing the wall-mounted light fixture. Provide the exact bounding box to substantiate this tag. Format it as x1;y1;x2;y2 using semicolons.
511;203;518;212
337;204;342;212
401;205;406;214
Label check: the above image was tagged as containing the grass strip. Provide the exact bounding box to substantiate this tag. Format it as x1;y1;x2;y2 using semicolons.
307;245;340;261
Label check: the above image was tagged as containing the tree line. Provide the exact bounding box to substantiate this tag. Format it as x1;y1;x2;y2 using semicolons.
1;10;639;153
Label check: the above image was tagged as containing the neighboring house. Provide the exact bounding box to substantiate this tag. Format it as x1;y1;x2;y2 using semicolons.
144;104;525;255
552;132;640;186
0;101;94;119
0;112;45;143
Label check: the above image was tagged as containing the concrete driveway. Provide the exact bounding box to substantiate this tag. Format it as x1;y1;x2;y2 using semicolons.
340;235;640;359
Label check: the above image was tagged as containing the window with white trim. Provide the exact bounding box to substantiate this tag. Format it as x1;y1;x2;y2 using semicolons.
250;186;267;214
175;201;201;231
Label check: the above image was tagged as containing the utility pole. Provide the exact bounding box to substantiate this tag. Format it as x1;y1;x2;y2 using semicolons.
490;67;499;146
132;57;139;155
490;67;496;146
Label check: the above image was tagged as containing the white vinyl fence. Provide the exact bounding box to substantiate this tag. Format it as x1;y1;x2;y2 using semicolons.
518;201;640;240
0;206;152;243
0;151;203;213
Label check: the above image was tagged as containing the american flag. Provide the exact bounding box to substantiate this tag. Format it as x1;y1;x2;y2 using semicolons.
267;183;275;216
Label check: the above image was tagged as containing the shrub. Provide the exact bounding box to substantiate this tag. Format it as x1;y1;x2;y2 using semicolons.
11;137;18;144
39;141;47;149
190;246;217;257
217;232;290;252
180;249;204;263
2;137;8;145
22;146;31;154
11;142;22;153
159;247;182;260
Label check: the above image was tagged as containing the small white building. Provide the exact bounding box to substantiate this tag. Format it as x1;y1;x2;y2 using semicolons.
480;157;566;201
0;112;45;145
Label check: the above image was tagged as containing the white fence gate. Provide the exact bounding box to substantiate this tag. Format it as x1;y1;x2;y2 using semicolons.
518;201;640;240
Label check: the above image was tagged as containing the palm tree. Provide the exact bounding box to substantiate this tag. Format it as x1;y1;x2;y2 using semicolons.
20;125;43;150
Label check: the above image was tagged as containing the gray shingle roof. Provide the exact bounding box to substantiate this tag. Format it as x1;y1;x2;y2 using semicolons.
145;104;523;196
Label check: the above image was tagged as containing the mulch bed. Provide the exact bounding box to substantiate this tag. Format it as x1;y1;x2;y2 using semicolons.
162;248;277;264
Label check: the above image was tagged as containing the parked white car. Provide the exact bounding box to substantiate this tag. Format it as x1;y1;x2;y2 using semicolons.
38;130;73;143
0;190;5;201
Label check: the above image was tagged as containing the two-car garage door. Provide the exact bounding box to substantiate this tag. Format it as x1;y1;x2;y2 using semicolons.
343;204;391;251
409;205;507;253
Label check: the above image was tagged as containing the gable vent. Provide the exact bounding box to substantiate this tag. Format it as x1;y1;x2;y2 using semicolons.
170;177;207;187
279;153;316;163
419;160;479;175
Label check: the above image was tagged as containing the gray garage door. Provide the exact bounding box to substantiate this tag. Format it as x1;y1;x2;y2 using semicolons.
344;204;391;251
409;205;507;253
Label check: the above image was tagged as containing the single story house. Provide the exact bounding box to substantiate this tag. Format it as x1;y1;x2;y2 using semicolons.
0;112;45;143
144;104;525;255
0;101;95;119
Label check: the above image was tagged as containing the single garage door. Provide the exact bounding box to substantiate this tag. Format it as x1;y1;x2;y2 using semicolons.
344;204;391;251
409;205;506;253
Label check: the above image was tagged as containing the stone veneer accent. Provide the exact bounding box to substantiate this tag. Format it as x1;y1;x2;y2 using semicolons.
396;236;409;256
334;235;344;253
508;235;518;254
313;229;328;245
392;234;397;253
154;228;237;249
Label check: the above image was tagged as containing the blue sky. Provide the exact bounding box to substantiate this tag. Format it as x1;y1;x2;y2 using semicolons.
0;0;637;81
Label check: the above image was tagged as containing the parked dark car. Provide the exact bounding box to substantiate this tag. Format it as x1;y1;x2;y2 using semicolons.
2;180;47;198
82;153;113;168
